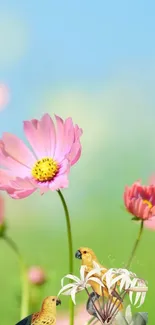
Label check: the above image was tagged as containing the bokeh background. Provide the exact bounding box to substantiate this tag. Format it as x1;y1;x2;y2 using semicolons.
0;1;155;324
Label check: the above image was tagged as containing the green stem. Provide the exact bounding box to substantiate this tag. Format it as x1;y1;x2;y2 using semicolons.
57;190;74;325
85;316;96;324
126;221;144;269
3;235;29;320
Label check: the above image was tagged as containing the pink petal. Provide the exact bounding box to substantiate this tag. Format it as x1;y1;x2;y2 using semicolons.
24;114;56;159
40;114;56;156
2;133;36;167
0;169;14;186
9;188;36;199
63;118;74;155
54;115;65;161
0;148;30;177
23;119;45;158
67;143;82;166
49;174;69;191
0;171;36;199
144;216;155;230
58;159;70;175
10;177;36;190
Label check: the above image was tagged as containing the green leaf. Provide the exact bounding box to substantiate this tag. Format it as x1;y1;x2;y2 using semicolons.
131;216;140;221
132;312;148;325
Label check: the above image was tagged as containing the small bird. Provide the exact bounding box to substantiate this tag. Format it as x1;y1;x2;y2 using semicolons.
15;296;61;325
75;247;123;309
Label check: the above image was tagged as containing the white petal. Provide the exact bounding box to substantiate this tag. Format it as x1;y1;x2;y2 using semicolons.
63;274;80;283
129;291;134;305
134;292;141;306
86;267;102;280
120;278;126;291
61;274;79;288
137;292;146;308
58;283;75;295
80;265;86;282
124;278;132;290
130;277;139;288
88;276;104;286
60;288;73;296
71;287;78;305
109;274;124;288
103;269;113;289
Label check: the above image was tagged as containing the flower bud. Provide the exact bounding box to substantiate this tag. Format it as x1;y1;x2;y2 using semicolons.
28;266;46;285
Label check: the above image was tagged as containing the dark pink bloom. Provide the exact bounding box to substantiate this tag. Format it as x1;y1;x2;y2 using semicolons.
0;114;82;198
124;180;155;229
28;266;46;285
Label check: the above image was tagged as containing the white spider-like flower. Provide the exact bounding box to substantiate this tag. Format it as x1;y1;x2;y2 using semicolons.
58;265;104;304
102;268;133;291
101;268;148;308
128;277;148;308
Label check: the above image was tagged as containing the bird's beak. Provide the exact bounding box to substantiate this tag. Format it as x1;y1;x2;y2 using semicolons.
56;298;61;306
75;249;82;259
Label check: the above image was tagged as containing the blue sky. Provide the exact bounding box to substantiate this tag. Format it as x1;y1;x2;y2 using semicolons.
0;0;155;135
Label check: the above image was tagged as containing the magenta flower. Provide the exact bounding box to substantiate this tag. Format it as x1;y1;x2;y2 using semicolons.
0;114;82;199
28;266;46;285
124;180;155;229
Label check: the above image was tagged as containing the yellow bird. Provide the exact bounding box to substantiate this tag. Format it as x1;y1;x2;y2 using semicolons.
15;296;61;325
75;247;123;310
31;296;61;325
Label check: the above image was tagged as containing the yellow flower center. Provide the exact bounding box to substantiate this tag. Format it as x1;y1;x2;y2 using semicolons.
142;200;152;209
31;157;59;182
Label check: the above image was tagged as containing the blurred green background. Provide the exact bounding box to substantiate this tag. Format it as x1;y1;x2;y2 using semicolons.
0;1;155;324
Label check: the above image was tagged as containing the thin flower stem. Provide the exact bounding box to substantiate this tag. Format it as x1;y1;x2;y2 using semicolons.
57;190;74;325
126;220;144;269
3;235;29;319
85;316;96;325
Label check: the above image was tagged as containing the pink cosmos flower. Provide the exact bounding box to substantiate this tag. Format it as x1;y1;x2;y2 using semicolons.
124;180;155;229
28;266;46;285
0;194;4;226
57;305;92;325
0;114;82;199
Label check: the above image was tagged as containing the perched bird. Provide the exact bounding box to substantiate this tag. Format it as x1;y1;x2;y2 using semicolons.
15;296;61;325
75;247;108;295
75;247;123;309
